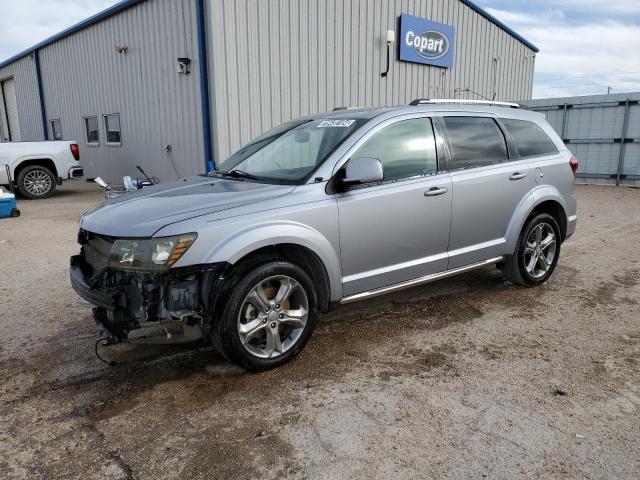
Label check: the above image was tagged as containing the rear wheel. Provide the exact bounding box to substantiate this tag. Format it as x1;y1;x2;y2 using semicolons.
211;260;319;371
17;165;56;199
501;213;561;286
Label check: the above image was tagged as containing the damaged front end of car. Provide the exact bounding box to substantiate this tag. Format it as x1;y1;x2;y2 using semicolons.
70;229;228;345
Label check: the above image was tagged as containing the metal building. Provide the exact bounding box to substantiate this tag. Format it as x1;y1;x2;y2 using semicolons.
523;93;640;187
0;0;538;182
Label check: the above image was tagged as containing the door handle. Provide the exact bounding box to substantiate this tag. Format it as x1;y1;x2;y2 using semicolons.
424;186;448;197
509;171;527;180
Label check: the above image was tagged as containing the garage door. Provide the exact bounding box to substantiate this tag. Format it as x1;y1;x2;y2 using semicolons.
1;77;21;142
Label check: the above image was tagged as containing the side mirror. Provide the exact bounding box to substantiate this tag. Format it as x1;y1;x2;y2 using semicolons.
341;157;384;186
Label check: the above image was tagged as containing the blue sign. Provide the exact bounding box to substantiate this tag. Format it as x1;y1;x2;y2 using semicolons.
399;14;455;69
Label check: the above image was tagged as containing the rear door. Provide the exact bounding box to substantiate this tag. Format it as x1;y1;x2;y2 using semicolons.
335;115;452;297
441;115;531;269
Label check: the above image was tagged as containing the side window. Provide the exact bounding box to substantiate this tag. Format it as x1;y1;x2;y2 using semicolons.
352;118;437;182
49;119;62;140
500;118;558;157
104;113;122;146
84;116;99;145
443;116;508;169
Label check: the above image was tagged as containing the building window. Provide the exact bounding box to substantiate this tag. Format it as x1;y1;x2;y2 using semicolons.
84;116;99;145
49;119;62;140
104;113;121;146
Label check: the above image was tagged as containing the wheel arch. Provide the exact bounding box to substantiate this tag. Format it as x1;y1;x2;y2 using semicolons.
14;157;59;180
505;186;568;252
203;221;342;308
224;243;333;313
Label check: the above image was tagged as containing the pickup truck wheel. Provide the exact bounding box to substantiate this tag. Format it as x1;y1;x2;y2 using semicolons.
501;213;561;286
17;165;56;199
212;260;319;371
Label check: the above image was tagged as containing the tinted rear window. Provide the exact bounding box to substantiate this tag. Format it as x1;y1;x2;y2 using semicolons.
443;116;508;169
500;118;558;157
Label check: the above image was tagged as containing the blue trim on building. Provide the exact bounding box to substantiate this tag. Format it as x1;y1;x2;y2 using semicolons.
460;0;538;52
195;0;214;172
0;0;145;69
33;50;48;140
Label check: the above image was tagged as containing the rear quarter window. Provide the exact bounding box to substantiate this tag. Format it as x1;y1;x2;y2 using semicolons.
500;118;558;158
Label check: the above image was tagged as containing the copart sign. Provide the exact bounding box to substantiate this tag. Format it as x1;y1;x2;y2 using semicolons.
399;13;455;68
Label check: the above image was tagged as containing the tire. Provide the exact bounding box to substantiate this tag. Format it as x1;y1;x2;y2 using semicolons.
501;213;561;287
211;260;319;371
16;165;57;199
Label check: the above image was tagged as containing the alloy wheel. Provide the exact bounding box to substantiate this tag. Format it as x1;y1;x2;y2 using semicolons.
523;222;557;279
237;275;309;359
23;169;52;196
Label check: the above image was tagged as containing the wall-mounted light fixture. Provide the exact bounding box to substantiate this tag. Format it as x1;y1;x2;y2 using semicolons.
176;57;191;75
381;30;395;77
115;44;128;54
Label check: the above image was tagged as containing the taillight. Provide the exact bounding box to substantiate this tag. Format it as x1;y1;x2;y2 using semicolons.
569;155;579;176
70;143;80;161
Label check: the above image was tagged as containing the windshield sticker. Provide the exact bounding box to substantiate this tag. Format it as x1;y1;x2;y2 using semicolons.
317;120;356;128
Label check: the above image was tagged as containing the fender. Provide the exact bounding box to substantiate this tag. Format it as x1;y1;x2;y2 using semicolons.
504;184;568;253
10;154;58;178
203;220;343;300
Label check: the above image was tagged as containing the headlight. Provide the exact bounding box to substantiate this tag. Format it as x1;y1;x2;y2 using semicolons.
108;233;197;271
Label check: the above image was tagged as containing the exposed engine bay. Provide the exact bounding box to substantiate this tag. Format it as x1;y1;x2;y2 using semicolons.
70;229;228;346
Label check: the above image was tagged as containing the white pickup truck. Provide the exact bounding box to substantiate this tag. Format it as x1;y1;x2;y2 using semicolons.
0;141;83;199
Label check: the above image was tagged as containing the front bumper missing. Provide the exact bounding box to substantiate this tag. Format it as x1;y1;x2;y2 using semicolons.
70;255;119;310
70;254;228;343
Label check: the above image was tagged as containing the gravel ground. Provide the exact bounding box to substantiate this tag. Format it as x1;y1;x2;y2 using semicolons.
0;181;639;480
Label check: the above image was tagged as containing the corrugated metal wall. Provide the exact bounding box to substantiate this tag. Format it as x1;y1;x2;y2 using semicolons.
524;93;640;187
0;56;43;142
206;0;536;162
37;0;203;182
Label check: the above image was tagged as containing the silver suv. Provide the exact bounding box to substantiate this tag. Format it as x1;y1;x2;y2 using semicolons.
71;99;578;371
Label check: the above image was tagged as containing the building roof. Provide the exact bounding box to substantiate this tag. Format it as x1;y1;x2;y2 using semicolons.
0;0;538;70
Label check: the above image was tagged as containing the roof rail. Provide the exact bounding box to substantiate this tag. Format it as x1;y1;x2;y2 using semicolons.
409;98;521;108
332;106;361;111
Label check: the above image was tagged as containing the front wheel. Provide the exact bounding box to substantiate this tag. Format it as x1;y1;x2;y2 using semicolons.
211;260;319;371
501;213;561;286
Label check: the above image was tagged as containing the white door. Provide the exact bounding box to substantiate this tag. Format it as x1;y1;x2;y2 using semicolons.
1;78;21;142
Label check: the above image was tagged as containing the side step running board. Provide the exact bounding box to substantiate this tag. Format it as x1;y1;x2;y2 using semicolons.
341;256;503;304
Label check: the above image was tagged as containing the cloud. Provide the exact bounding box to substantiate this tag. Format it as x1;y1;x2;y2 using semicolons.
485;7;640;98
554;0;640;15
0;0;119;60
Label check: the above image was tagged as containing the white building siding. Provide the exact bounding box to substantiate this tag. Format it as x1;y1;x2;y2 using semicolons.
0;56;43;142
37;0;203;182
206;0;536;162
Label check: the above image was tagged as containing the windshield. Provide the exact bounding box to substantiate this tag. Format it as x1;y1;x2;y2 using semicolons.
216;118;366;184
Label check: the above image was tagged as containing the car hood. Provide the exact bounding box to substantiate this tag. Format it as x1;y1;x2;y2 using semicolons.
80;176;295;237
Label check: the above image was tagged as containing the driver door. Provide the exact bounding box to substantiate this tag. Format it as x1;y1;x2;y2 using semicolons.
334;116;452;297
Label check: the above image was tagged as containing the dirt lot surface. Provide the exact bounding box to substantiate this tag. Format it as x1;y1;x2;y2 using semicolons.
1;182;639;479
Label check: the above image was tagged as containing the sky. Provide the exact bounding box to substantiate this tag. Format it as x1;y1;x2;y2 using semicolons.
0;0;639;99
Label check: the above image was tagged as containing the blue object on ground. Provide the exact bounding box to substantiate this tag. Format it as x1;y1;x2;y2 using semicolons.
0;189;20;219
